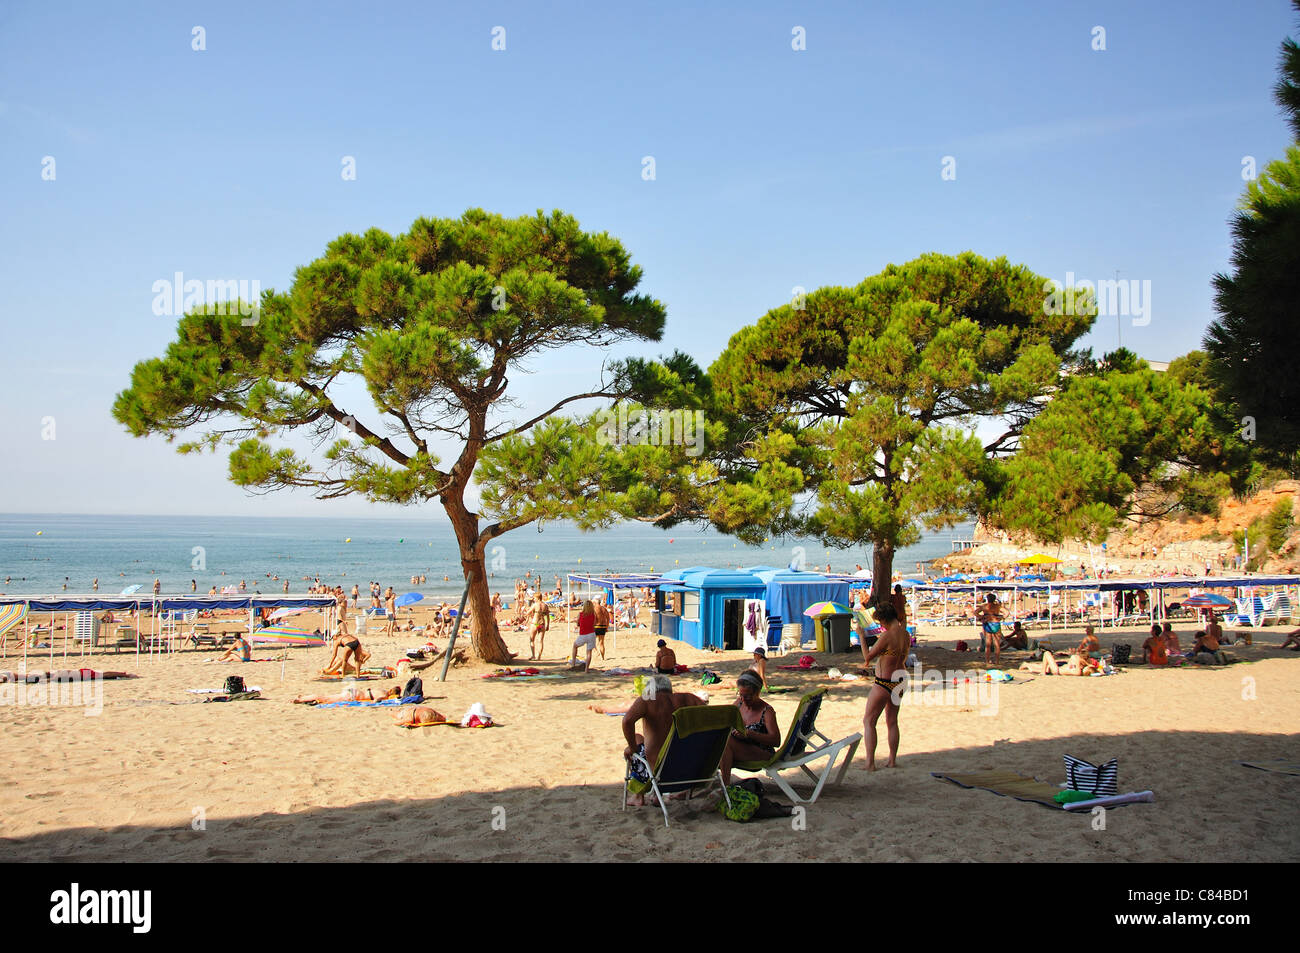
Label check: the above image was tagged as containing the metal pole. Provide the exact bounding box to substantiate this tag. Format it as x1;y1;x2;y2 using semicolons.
437;570;474;682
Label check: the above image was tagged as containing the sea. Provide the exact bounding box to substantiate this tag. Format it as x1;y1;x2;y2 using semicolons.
0;513;975;601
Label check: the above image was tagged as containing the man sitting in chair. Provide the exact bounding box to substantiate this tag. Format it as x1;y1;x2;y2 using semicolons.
621;675;706;806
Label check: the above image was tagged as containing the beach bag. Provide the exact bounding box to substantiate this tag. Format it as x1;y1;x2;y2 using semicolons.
1112;644;1131;664
719;785;760;822
1063;754;1118;797
402;676;424;700
224;675;246;695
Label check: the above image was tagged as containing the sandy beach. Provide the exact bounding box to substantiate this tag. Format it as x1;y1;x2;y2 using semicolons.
2;605;1297;863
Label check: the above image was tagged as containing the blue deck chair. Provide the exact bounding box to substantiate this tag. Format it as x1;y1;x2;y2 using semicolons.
623;704;742;828
733;688;861;804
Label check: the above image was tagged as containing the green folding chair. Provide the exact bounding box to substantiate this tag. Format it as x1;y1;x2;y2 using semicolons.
733;688;861;804
623;704;743;828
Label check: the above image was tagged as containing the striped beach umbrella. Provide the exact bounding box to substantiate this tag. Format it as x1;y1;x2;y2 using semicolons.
1182;593;1234;609
0;603;28;638
248;625;326;646
803;601;853;616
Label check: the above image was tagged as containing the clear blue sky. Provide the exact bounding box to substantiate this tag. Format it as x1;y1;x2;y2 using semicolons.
1;0;1294;517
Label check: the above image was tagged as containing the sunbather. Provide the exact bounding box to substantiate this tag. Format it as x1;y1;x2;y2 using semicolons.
292;685;402;704
653;640;676;674
1020;648;1095;676
1142;626;1168;666
217;634;251;663
0;669;135;682
393;706;447;726
1281;627;1300;651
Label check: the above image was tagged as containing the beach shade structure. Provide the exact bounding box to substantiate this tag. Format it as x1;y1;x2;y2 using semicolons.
895;578;925;588
1182;593;1235;610
803;601;853;617
935;575;969;584
393;592;424;609
975;575;1002;582
248;625;326;647
1017;554;1063;565
119;584;143;596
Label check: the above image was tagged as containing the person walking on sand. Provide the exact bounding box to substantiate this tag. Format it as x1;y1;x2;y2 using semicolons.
975;593;1003;664
384;587;397;637
593;598;610;660
529;594;551;660
568;600;599;672
861;601;908;770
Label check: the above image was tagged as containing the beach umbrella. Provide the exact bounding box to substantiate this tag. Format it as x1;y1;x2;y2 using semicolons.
935;575;968;584
803;601;853;616
852;568;872;578
249;625;326;647
894;578;924;587
269;606;310;620
1017;554;1063;564
120;584;143;595
0;603;28;639
1182;593;1234;609
393;592;424;608
975;575;1002;582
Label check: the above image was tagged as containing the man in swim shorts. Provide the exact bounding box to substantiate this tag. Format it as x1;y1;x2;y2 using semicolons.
593;599;610;660
975;593;1003;664
621;675;706;804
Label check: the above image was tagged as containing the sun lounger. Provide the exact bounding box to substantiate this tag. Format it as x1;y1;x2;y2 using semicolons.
733;688;861;804
623;704;743;828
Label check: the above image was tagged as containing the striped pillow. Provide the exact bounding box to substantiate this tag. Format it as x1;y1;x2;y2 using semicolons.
1063;755;1118;797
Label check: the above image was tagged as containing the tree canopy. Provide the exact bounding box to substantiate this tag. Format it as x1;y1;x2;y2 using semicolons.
1205;4;1300;467
622;252;1094;601
114;209;666;663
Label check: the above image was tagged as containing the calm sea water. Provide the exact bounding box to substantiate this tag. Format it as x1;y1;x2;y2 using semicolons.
0;513;973;600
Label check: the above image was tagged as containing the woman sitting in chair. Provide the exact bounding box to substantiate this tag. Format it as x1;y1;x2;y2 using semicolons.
718;669;781;785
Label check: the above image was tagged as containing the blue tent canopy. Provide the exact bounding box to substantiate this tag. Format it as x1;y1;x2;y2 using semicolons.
745;567;848;640
0;594;337;613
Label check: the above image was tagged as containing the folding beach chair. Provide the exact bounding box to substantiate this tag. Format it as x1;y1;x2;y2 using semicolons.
623;705;743;828
733;688;862;804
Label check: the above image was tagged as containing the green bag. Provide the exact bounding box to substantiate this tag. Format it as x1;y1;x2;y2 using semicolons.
719;785;760;822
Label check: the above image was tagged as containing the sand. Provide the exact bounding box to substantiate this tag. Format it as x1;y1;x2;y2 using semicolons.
1;608;1298;863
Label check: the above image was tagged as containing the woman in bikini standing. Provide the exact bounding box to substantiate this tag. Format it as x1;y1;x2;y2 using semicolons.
862;601;908;770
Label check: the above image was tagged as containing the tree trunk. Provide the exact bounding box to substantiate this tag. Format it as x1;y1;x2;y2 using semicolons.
444;498;515;665
870;542;895;607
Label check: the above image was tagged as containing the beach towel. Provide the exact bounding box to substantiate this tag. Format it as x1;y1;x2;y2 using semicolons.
315;698;418;709
314;675;382;682
1237;760;1300;776
932;771;1072;809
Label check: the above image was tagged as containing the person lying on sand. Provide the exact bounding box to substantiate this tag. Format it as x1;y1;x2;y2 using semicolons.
292;685;403;705
1020;649;1096;676
622;675;707;806
393;705;447;726
0;669;136;682
1281;627;1300;651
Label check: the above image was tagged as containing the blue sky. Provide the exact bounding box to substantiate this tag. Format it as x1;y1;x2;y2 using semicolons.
1;0;1295;517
